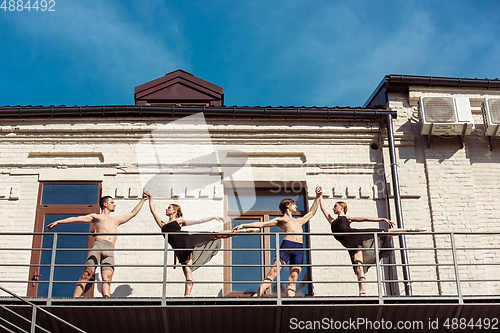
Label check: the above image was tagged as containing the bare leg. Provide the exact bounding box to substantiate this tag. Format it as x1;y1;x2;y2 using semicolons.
101;269;114;297
182;256;194;297
353;246;366;296
385;227;427;233
253;257;282;297
73;269;93;297
213;228;260;240
287;266;302;297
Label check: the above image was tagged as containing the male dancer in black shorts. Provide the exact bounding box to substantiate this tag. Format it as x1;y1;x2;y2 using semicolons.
232;187;322;297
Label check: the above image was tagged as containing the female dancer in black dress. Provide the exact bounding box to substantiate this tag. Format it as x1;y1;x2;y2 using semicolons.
319;195;426;296
145;193;256;297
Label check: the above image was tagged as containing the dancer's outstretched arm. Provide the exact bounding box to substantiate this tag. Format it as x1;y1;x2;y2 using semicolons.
231;218;279;231
45;214;96;230
184;217;225;226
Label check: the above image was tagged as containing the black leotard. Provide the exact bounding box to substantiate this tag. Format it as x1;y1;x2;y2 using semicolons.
162;221;221;271
331;216;385;249
331;216;391;272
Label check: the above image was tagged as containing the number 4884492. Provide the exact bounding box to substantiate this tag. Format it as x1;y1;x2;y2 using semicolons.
1;0;56;11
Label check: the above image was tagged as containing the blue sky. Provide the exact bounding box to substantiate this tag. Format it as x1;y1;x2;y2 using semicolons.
1;0;499;108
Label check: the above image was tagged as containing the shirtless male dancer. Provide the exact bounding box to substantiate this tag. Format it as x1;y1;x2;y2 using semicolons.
45;193;148;297
232;186;322;297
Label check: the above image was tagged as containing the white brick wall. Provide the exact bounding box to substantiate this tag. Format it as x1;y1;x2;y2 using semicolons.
1;93;500;299
390;89;500;296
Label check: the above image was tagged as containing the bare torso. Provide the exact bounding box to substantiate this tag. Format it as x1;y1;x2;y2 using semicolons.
275;216;304;243
92;214;120;244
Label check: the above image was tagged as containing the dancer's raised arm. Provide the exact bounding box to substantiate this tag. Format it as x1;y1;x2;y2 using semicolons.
295;186;322;225
116;192;148;225
319;194;334;225
145;192;164;228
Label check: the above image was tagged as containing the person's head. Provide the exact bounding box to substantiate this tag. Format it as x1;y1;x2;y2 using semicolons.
333;201;347;215
99;196;115;211
166;204;183;219
279;198;297;214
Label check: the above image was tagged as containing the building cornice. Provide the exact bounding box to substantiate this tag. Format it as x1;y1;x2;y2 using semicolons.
0;105;396;121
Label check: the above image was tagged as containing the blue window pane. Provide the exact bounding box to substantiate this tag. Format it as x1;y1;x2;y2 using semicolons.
41;184;99;205
37;214;90;297
228;188;305;212
231;219;261;292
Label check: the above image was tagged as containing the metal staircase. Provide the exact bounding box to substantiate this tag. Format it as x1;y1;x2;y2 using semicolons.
0;285;86;333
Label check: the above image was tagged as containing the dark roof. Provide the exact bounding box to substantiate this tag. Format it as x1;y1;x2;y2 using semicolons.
134;69;224;106
364;74;500;108
0;105;396;121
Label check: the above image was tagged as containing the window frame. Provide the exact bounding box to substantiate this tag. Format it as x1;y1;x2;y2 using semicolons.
27;181;101;297
223;189;312;297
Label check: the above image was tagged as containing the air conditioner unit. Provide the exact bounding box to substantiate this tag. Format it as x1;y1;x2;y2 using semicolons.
482;98;500;137
419;96;473;136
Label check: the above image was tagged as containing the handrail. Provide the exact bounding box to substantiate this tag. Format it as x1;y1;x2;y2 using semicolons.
0;231;499;307
0;285;86;333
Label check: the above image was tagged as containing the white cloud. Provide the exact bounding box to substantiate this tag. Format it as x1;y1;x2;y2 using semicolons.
246;1;500;106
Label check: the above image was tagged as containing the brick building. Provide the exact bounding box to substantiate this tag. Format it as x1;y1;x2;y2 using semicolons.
0;71;499;332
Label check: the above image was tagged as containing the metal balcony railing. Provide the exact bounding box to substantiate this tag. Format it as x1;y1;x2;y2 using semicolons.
0;231;499;308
